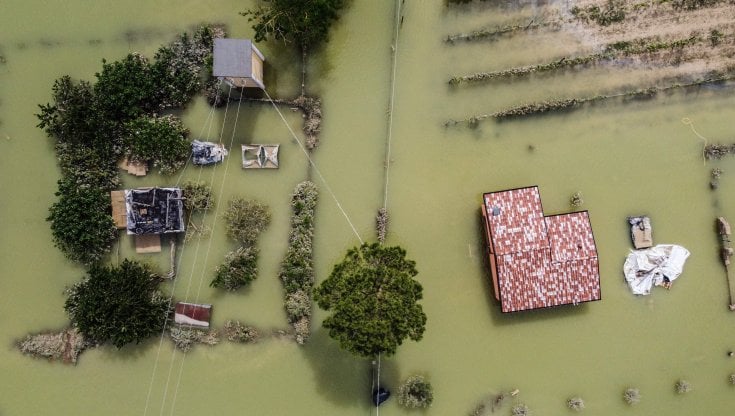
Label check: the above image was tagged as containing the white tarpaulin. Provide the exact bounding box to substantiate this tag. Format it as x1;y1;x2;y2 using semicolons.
623;244;690;295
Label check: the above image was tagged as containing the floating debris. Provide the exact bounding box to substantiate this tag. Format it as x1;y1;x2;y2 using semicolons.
628;216;653;249
191;139;227;165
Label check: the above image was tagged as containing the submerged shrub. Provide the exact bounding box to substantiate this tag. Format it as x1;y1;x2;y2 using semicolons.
211;247;259;291
623;387;641;405
182;181;213;212
223;198;271;246
567;397;585;411
511;403;530;416
675;379;692;394
169;326;219;352
223;320;259;343
398;375;434;408
729;374;735;385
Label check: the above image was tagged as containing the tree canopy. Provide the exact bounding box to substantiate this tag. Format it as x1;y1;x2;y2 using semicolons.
242;0;345;50
223;198;272;246
64;260;170;348
125;114;190;175
314;243;426;358
47;179;117;265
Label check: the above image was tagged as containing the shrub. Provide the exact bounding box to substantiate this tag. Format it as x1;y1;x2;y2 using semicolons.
223;198;271;246
567;397;585;411
169;326;219;352
623;387;641;405
223;320;259;343
511;403;530;416
182;181;213;213
94;53;160;120
65;260;170;348
279;181;318;344
211;247;259;291
284;290;311;321
570;191;584;208
675;379;691;394
729;374;735;385
398;375;434;408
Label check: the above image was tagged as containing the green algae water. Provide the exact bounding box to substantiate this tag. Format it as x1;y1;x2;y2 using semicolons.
1;1;735;414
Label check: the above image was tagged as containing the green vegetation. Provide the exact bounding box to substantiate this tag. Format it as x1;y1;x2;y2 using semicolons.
449;34;700;86
314;243;426;358
444;21;542;44
47;179;117;265
675;379;692;394
729;373;735;385
223;198;272;246
623;387;641;405
376;207;388;244
223;320;260;343
571;0;627;26
397;375;434;408
242;0;345;51
279;181;318;344
567;397;585;411
169;327;219;352
182;181;213;213
212;247;259;291
37;26;222;265
671;0;721;10
211;198;271;291
709;29;724;46
64;260;170;348
125;114;189;175
570;191;584;208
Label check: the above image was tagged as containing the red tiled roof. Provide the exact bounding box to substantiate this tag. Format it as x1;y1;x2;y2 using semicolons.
483;186;601;313
484;187;547;254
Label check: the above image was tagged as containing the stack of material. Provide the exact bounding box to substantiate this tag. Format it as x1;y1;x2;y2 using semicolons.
628;216;653;249
117;157;148;176
623;244;690;295
192;140;228;165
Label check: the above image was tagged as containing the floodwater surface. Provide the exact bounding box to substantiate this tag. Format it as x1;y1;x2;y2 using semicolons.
1;1;735;415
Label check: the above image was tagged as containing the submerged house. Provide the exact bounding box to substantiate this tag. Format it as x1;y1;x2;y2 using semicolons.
481;186;601;313
125;187;185;235
213;38;265;89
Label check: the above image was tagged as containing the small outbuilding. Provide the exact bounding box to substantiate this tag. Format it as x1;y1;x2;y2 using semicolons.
125;187;185;235
191;140;228;165
213;38;265;89
242;144;279;169
174;302;212;328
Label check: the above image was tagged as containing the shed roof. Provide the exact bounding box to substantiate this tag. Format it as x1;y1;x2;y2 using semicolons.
174;302;212;328
482;186;601;312
213;38;263;78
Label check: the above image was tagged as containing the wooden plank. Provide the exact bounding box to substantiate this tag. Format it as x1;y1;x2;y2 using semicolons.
135;234;161;254
110;190;127;229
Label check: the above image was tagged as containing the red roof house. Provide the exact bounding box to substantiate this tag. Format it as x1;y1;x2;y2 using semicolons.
481;186;601;313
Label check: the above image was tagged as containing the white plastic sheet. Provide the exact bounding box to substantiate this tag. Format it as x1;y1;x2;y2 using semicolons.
623;244;690;295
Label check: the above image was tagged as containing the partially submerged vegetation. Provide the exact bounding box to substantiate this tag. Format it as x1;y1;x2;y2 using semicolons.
397;375;434;408
18;327;88;364
675;379;692;394
170;327;219;352
223;319;260;343
623;387;641;405
279;181;318;344
567;397;585;411
211;198;271;291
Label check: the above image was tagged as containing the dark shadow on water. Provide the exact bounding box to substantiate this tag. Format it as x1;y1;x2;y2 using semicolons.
97;335;162;362
303;326;396;409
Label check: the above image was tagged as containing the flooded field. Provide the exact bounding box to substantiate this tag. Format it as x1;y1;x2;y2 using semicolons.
1;1;735;415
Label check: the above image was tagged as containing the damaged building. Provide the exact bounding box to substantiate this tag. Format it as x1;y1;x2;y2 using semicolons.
125;187;185;235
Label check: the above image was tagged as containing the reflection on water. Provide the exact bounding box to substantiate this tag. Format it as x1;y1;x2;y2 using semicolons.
1;1;735;415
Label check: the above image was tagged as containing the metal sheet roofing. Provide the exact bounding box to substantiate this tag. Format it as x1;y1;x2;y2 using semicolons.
213;38;253;78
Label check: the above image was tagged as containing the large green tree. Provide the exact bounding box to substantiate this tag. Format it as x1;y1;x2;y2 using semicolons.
65;260;170;348
47;179;117;265
242;0;345;50
314;243;427;358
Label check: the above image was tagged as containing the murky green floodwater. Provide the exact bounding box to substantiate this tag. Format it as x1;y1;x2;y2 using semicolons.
1;1;735;414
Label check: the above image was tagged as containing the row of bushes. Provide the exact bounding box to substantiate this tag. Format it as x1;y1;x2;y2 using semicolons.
279;181;319;344
37;25;222;265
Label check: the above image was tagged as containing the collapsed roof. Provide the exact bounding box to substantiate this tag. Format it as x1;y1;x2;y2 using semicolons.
125;187;185;235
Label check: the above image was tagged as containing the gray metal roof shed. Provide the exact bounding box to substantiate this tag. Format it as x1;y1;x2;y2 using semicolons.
213;38;265;89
